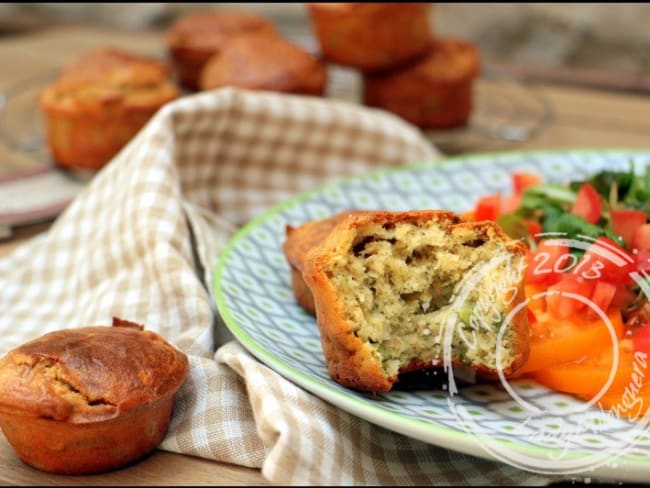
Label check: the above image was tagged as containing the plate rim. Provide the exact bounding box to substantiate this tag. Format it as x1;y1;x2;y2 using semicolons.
213;148;650;479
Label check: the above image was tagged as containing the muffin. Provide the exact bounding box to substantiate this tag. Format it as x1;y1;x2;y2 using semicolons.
363;37;481;129
199;33;327;96
40;47;180;171
0;318;189;474
285;210;529;392
308;3;434;72
165;10;277;90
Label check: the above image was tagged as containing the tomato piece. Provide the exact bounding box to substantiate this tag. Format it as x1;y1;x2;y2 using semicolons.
512;172;542;194
611;285;637;310
580;237;635;286
636;249;650;274
474;194;501;222
586;280;617;320
501;193;522;214
517;306;624;374
611;210;647;248
571;182;602;224
525;239;570;285
632;223;650;252
533;340;649;398
524;219;542;239
634;325;650;354
546;274;595;319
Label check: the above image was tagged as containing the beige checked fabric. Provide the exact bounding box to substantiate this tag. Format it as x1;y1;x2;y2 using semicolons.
0;88;552;485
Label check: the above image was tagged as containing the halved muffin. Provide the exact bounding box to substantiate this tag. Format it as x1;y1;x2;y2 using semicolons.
285;210;529;392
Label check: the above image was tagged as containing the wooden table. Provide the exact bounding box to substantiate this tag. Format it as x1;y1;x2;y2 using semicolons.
1;25;650;486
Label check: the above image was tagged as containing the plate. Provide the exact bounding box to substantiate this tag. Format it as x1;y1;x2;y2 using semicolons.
214;149;650;482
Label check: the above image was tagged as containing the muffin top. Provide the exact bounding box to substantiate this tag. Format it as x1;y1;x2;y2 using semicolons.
374;38;480;84
200;33;327;95
166;10;277;53
0;319;189;423
40;46;180;113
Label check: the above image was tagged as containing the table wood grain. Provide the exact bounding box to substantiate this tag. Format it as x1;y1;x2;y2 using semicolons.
1;24;650;486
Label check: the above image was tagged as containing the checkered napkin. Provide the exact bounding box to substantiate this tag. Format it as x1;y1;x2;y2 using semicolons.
0;87;551;485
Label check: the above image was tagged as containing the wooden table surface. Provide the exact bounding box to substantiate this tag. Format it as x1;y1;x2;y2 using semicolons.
1;25;650;486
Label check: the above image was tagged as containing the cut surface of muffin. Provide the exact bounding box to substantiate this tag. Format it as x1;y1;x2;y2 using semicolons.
290;210;529;392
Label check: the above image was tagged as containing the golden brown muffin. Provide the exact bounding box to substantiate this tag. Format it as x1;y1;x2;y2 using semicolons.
308;3;434;72
284;210;529;392
165;10;277;90
363;37;481;129
40;47;180;172
285;210;368;315
0;318;189;475
199;33;327;96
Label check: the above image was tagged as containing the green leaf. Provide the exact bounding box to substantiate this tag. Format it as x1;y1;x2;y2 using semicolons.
546;213;618;241
525;184;577;206
498;213;532;240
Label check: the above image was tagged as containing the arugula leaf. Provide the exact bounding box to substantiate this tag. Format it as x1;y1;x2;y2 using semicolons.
623;165;650;212
524;184;577;206
545;212;620;242
569;165;635;200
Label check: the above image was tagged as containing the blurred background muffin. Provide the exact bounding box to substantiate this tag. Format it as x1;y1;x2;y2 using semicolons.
165;10;277;90
40;47;180;172
307;3;434;72
200;33;327;96
363;38;481;129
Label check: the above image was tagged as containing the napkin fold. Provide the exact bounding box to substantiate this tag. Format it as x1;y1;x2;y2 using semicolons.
0;88;551;485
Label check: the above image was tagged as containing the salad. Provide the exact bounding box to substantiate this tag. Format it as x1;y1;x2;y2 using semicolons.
465;165;650;420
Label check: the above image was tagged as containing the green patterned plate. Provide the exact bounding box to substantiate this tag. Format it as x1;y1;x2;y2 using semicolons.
214;149;650;481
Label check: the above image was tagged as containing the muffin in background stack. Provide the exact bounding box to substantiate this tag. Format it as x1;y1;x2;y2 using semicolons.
307;2;481;129
40;47;180;172
364;38;480;129
307;3;434;72
165;10;278;90
200;33;327;96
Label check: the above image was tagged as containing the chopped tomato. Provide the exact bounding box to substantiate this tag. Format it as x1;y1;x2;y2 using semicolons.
533;339;649;398
525;239;570;285
611;285;637;310
517;305;624;374
474;194;501;222
546;274;595;319
632;223;650;252
634;324;650;354
512;172;542;194
524;219;543;239
636;249;650;274
580;237;635;286
611;210;647;248
587;280;617;320
571;182;602;224
502;193;522;214
527;308;538;326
